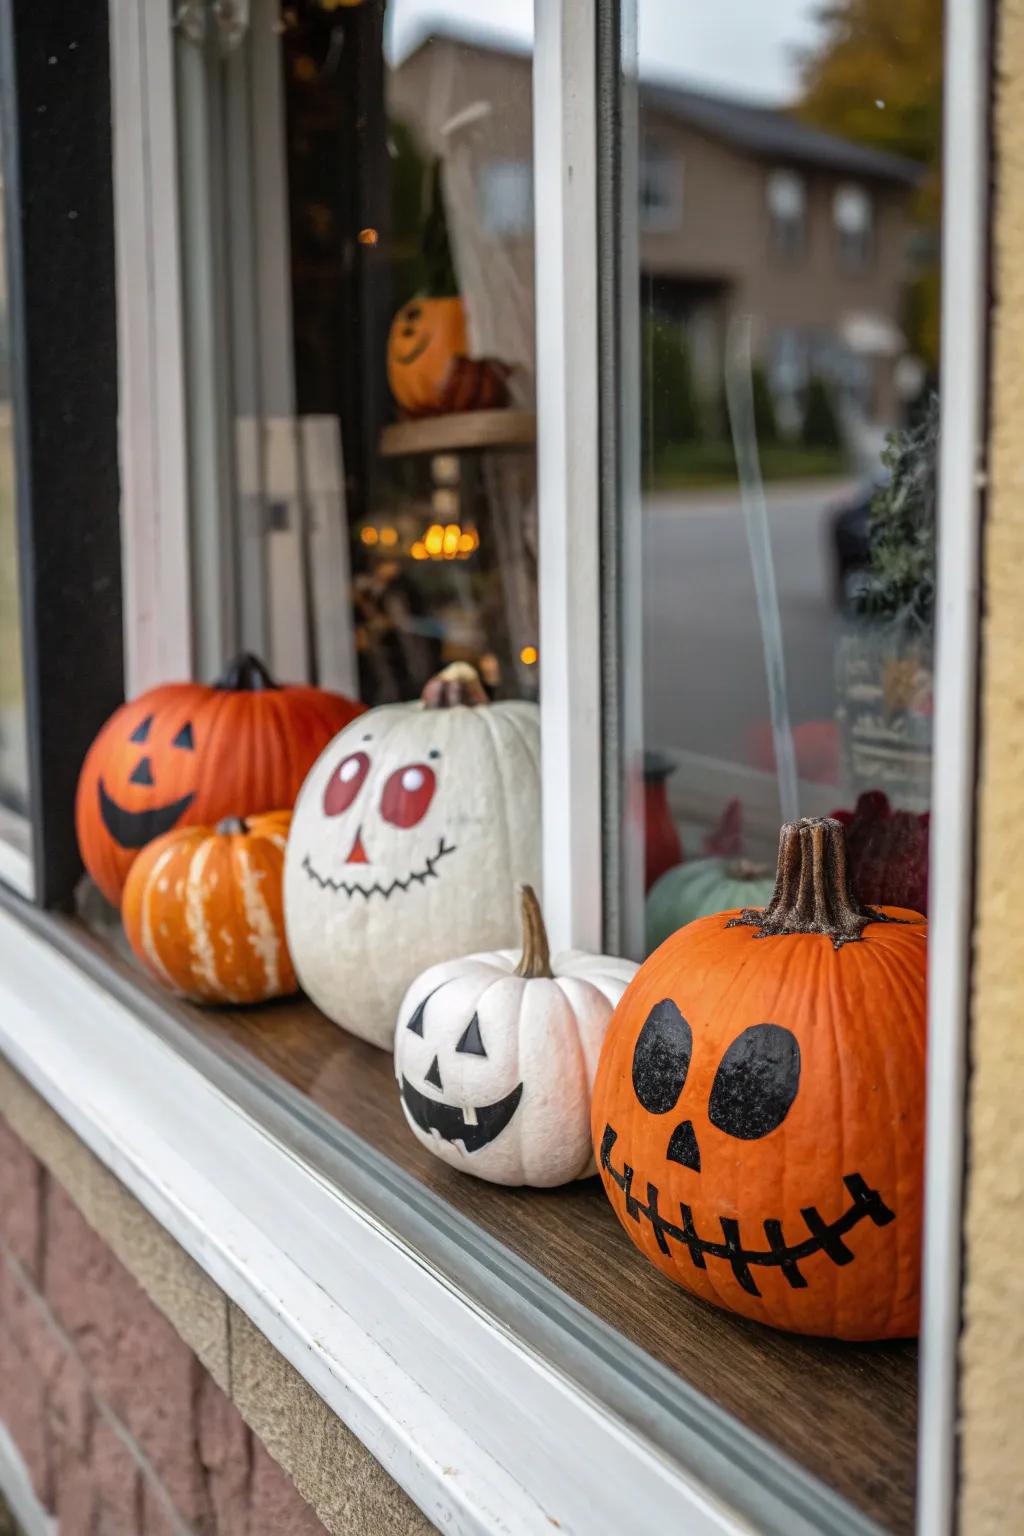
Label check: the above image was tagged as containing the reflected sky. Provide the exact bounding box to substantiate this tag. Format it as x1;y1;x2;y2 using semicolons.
387;0;823;104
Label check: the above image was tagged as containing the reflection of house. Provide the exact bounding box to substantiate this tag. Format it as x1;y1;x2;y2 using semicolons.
637;86;921;436
390;33;921;438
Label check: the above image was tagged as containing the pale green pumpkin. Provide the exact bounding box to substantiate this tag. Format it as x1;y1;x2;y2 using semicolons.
645;857;775;954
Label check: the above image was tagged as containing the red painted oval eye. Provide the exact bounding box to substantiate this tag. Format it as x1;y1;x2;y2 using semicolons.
323;752;369;816
380;763;436;828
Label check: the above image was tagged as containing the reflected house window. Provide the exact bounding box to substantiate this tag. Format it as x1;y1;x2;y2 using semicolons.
478;159;533;237
833;182;874;272
639;136;683;232
765;168;806;262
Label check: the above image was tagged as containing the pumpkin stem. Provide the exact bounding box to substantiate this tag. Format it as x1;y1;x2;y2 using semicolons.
727;816;902;949
514;885;553;979
215;653;278;692
421;662;489;709
216;816;248;836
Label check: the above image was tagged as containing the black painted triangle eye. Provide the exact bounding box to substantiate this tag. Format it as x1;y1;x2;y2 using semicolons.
172;722;195;750
632;999;692;1114
406;987;439;1036
455;1013;486;1057
129;714;153;744
129;756;154;786
709;1023;801;1140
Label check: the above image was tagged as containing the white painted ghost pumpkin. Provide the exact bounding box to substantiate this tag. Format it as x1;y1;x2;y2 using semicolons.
394;886;638;1186
284;663;541;1048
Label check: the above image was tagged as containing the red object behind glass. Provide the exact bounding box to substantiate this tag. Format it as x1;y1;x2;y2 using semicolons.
831;790;930;916
644;751;684;891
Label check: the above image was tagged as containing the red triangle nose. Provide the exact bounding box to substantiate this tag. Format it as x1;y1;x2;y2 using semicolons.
346;829;369;864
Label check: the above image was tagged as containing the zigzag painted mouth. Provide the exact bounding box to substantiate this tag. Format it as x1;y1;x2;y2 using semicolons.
301;837;455;901
98;779;194;850
401;1076;523;1153
600;1124;895;1298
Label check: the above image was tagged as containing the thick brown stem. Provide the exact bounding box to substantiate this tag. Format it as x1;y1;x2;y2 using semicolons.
514;885;553;978
727;816;896;949
420;662;489;709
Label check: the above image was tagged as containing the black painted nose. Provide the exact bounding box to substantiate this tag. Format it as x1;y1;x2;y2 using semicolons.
129;756;154;787
667;1119;701;1172
425;1056;443;1091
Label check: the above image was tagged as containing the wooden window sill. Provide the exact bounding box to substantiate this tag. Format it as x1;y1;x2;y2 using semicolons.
0;890;914;1535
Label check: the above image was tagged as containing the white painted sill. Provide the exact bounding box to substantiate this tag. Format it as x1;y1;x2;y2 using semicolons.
0;894;884;1536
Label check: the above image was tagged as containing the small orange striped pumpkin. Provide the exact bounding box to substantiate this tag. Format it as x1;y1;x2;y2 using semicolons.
122;812;297;1005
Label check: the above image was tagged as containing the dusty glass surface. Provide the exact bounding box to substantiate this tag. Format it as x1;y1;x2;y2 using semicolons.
621;0;941;955
0;161;28;819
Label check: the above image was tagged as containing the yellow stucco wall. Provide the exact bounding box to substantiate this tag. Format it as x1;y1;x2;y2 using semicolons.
960;1;1024;1528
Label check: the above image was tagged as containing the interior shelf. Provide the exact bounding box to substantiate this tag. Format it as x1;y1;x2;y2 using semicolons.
379;408;536;458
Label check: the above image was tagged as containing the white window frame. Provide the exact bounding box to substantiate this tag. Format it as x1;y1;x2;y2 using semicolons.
0;1;985;1533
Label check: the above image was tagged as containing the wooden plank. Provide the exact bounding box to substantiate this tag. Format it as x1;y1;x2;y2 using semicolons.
379;410;536;458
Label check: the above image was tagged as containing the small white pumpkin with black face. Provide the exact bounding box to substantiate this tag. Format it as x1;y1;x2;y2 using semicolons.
285;664;541;1049
394;887;638;1186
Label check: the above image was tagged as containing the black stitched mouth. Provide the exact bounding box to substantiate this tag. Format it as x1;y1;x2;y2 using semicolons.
301;837;455;900
98;779;195;850
401;1077;523;1153
600;1124;895;1298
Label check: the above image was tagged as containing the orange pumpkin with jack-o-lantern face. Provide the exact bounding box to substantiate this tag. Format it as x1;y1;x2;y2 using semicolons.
591;816;927;1340
387;297;468;415
76;653;363;907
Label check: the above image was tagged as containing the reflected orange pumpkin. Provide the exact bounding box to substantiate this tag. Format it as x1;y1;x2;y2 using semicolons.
387;297;468;415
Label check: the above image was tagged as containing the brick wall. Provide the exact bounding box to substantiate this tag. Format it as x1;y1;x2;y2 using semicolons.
0;1114;326;1536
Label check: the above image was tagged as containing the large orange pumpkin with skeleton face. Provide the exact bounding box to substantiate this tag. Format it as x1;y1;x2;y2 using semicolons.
76;654;363;907
591;816;927;1340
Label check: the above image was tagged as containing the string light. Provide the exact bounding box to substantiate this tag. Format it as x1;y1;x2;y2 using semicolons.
359;526;379;546
357;227;379;246
520;645;539;666
378;526;398;546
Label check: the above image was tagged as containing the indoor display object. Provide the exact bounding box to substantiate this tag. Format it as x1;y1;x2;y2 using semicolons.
284;662;541;1049
386;161;510;418
645;856;775;956
592;815;927;1340
832;789;930;916
387;296;509;417
122;811;296;1006
76;653;363;906
394;885;637;1186
643;750;684;891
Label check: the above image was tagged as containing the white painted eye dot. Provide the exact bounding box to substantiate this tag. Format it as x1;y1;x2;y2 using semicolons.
402;767;425;792
340;757;362;782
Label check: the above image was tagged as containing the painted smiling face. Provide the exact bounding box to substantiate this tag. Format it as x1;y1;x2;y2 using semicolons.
283;665;541;1050
394;887;637;1187
75;654;363;906
591;818;928;1340
386;296;467;415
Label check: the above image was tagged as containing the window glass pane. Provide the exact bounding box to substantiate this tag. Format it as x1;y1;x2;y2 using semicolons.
621;0;939;946
0;158;28;821
176;0;538;705
607;4;942;1526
